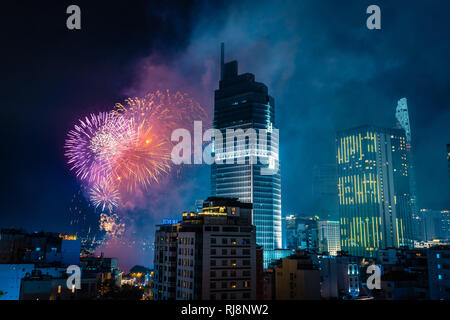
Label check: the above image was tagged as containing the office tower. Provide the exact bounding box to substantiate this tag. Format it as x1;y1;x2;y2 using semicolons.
336;126;414;258
420;209;450;242
312;164;339;220
153;197;257;300
395;98;421;240
283;214;298;249
283;215;318;251
211;44;281;267
318;220;341;256
428;246;450;300
447;144;450;179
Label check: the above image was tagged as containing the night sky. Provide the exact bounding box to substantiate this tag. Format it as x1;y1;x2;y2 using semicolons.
1;1;449;268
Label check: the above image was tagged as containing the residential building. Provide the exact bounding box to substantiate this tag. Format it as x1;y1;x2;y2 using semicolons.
153;197;258;300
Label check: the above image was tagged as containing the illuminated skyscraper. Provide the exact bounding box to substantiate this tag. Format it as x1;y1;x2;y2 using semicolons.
318;220;341;256
447;144;450;179
211;44;282;267
336;126;414;257
395;98;421;240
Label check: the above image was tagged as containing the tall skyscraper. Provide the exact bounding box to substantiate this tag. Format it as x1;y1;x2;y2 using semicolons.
447;144;450;179
211;44;281;267
312;164;339;220
395;98;421;240
336;126;414;257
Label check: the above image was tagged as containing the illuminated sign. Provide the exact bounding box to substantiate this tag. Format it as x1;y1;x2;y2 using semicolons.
162;219;179;225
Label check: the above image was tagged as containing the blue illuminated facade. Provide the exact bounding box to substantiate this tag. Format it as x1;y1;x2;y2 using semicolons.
211;45;282;267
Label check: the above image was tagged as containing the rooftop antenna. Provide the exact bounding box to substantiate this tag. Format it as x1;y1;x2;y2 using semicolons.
220;42;224;81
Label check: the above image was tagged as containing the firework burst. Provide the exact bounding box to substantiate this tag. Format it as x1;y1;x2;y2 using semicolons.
65;90;207;219
64;112;135;184
89;179;120;213
99;213;125;238
112;90;206;192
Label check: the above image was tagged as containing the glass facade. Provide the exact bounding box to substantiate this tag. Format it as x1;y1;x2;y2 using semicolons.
395;98;421;240
318;220;341;256
336;126;414;257
211;49;281;267
312;164;339;220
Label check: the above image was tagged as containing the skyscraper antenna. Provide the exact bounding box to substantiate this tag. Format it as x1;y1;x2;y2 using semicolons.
220;42;224;81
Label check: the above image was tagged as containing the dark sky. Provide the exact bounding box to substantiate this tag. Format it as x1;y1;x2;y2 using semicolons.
1;0;449;240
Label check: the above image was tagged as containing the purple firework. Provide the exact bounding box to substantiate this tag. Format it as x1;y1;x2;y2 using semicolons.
64;112;135;185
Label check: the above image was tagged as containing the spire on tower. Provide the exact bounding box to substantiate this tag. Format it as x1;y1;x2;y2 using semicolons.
395;97;411;142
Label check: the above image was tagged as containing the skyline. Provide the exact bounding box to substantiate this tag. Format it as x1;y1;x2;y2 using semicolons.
1;1;450;269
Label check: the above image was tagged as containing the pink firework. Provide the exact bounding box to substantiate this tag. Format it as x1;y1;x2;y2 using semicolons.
64;112;135;184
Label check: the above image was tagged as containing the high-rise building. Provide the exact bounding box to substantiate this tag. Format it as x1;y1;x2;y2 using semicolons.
211;44;281;267
153;197;258;300
395;98;421;240
318;220;341;256
420;209;450;242
312;164;339;220
283;215;319;252
447;144;450;179
336;126;414;257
